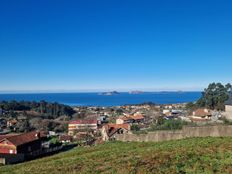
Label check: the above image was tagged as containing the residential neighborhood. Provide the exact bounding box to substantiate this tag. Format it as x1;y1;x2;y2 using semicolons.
0;90;231;165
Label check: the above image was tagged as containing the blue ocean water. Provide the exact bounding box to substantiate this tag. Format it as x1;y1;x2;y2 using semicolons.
0;92;201;106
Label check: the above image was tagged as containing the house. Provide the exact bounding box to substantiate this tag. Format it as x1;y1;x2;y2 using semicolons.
190;109;212;121
97;115;108;124
172;110;183;115
164;105;173;109
163;109;171;114
164;111;172;117
48;131;57;136
68;119;98;136
116;114;145;125
7;119;17;128
224;98;232;120
130;114;145;123
101;123;130;141
59;135;73;143
116;116;134;124
0;131;47;155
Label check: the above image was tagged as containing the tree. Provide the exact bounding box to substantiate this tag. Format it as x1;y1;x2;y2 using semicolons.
115;108;124;115
29;117;43;130
186;102;196;110
197;82;231;110
15;120;30;132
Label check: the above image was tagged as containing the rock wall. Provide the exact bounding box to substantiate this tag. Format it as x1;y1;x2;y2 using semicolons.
116;125;232;142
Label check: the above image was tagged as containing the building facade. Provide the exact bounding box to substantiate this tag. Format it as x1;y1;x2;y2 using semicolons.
68;120;98;136
0;131;46;155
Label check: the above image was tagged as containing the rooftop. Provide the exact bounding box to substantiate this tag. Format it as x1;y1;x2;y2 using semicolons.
69;119;98;125
0;131;46;146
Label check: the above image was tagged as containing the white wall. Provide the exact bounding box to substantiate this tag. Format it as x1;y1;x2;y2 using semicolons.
116;119;124;124
224;105;232;120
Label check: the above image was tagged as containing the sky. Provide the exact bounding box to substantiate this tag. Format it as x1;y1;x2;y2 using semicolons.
0;0;232;92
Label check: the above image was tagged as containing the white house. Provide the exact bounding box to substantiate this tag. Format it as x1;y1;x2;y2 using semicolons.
224;99;232;120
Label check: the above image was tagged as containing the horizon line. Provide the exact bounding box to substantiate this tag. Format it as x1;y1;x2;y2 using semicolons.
0;89;203;94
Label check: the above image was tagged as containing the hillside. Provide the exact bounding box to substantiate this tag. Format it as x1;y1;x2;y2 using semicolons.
1;137;232;174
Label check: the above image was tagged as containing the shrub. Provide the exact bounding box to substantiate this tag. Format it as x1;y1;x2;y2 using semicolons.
131;124;140;131
149;119;188;131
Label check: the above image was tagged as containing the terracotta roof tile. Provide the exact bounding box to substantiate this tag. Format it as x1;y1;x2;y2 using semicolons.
107;123;130;130
0;134;19;141
131;114;144;120
69;120;98;124
193;109;212;117
0;131;46;146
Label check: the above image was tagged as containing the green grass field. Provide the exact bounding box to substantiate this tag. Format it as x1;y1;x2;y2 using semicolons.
1;137;232;174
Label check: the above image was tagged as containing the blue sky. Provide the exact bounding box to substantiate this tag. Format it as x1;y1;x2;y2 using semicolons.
0;0;232;92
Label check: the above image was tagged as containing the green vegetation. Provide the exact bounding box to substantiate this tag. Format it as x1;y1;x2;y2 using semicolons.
0;100;75;118
185;102;197;111
49;137;60;145
0;100;74;133
131;124;140;131
148;117;189;131
196;82;232;110
222;118;232;125
131;124;147;135
1;137;232;173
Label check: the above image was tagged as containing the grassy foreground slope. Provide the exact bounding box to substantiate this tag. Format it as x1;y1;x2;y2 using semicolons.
1;137;232;174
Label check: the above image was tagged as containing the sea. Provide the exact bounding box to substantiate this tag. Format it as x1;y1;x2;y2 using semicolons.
0;92;201;107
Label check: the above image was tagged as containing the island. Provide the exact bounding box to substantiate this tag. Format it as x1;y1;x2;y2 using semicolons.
129;90;144;94
99;91;120;96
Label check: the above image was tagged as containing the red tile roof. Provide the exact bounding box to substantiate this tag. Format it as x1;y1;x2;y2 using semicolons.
104;123;130;137
118;115;144;121
117;116;132;121
106;123;130;130
0;131;46;146
193;109;212;117
130;114;144;120
0;134;19;141
69;120;98;124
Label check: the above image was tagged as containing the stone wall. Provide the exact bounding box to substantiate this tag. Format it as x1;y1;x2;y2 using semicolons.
116;125;232;142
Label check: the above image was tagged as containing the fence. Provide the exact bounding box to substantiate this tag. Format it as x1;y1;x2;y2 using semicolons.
116;125;232;142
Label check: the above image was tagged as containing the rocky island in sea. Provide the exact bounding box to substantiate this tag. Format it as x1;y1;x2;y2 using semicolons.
99;91;120;96
129;90;144;94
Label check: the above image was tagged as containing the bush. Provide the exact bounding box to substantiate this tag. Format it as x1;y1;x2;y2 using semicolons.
50;137;60;145
149;119;188;131
223;118;232;125
131;124;140;131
